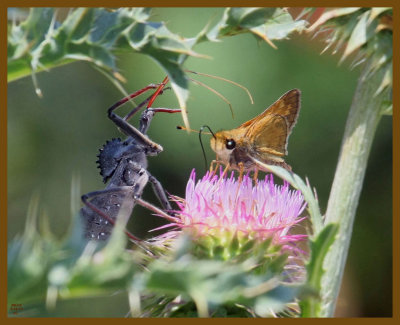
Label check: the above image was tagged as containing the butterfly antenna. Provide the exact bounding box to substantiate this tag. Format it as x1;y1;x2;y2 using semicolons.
186;70;254;104
188;77;234;119
199;125;216;173
176;125;212;135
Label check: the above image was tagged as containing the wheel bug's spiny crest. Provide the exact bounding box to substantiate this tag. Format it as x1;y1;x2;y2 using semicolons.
96;137;123;183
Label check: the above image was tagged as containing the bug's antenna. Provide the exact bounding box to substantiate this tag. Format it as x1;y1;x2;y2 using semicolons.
188;77;235;119
199;125;216;172
186;70;254;105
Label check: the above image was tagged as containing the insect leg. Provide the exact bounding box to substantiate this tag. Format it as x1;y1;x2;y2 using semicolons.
108;108;162;152
107;84;159;117
140;108;181;134
146;171;173;212
122;94;154;122
146;76;169;109
238;162;244;183
253;168;259;183
135;197;179;223
209;160;215;172
209;159;221;176
222;162;231;177
107;84;172;150
81;186;142;242
281;161;292;171
123;88;172;122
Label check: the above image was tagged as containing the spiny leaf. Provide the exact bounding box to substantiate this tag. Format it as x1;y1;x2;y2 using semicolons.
139;255;299;317
299;223;339;317
308;7;362;32
368;7;392;23
380;100;392;116
207;8;307;49
341;11;371;61
8;7;308;131
308;8;392;98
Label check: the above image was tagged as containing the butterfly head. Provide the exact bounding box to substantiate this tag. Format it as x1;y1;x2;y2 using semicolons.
210;131;238;163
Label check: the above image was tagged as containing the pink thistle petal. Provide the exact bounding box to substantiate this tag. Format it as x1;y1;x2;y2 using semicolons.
154;169;308;249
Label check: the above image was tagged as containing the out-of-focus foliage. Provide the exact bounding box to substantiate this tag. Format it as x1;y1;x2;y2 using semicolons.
7;7;307;127
8;200;305;317
136;235;303;317
305;7;392;317
299;224;338;317
8;196;139;309
206;8;307;48
308;8;392;108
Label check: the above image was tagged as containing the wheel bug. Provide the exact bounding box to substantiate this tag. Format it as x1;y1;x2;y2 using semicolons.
80;76;180;242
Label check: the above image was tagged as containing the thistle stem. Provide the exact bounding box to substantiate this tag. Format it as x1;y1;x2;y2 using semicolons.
320;60;390;317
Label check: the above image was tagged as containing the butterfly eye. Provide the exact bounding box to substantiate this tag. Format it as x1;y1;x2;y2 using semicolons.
226;139;236;150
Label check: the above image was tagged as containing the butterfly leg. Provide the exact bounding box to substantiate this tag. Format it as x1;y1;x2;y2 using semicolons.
253;168;259;184
281;161;292;171
209;159;222;177
222;163;231;178
209;159;215;172
238;162;245;183
231;162;245;201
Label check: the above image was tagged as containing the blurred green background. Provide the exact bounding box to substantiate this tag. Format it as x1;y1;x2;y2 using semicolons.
7;8;392;317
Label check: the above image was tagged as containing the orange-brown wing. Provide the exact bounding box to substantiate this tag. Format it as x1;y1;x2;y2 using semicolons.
242;89;301;156
264;89;300;133
247;113;289;156
239;89;300;133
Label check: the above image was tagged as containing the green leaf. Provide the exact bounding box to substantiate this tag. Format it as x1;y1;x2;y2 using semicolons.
253;285;299;317
141;256;299;317
341;10;377;62
375;63;392;96
308;8;362;32
308;7;392;98
299;223;339;317
8;8;210;128
7;189;142;311
368;7;392;23
8;7;308;130
7;196;58;307
208;8;307;48
380;100;392;116
137;233;300;317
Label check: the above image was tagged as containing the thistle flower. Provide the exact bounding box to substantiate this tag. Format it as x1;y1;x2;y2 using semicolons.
145;169;309;317
156;169;307;255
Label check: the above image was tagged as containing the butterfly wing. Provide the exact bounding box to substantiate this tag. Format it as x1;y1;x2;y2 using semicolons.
244;89;300;157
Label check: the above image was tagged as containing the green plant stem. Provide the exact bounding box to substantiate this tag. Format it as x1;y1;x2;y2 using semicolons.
320;60;389;317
